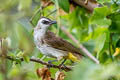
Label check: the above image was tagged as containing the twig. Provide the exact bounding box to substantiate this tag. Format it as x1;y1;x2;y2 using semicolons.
30;0;55;26
60;27;99;64
0;38;2;50
29;7;43;26
0;39;8;80
0;55;72;71
46;9;57;17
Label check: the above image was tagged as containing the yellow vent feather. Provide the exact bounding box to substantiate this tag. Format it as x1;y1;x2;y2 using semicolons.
67;52;79;62
113;48;120;56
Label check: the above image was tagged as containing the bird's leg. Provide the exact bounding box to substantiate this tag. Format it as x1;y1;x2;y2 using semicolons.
59;59;67;67
47;60;57;68
48;60;57;64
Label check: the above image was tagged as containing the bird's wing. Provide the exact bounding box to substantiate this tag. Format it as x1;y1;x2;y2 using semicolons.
43;31;84;57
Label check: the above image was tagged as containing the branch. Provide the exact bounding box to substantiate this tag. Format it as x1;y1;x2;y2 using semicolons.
60;27;99;64
1;55;72;71
71;0;100;12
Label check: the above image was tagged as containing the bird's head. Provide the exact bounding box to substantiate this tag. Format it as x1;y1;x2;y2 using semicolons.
36;17;57;30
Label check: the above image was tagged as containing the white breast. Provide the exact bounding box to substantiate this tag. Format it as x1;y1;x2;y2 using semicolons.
34;29;68;60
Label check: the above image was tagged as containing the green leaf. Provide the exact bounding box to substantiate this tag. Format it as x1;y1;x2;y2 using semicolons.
112;34;120;47
58;0;70;13
68;7;88;28
109;12;120;33
85;27;108;41
67;7;89;42
15;23;34;56
0;73;3;80
8;66;20;78
9;53;16;59
15;59;22;65
66;59;98;80
31;7;41;26
96;0;111;4
66;59;120;80
111;3;120;12
89;6;111;27
16;51;24;57
99;52;109;63
23;56;30;63
95;33;106;56
116;39;120;47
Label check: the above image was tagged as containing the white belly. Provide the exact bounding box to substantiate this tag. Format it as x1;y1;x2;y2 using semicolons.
37;44;68;60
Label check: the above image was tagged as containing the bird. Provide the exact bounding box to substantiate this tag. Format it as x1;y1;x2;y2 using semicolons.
33;17;84;65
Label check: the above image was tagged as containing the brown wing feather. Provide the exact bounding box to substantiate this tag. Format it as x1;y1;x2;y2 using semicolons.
43;31;84;57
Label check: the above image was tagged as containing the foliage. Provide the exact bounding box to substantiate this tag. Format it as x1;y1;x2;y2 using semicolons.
0;0;120;80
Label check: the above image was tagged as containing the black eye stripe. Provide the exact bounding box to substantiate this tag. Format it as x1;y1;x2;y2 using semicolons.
42;20;50;24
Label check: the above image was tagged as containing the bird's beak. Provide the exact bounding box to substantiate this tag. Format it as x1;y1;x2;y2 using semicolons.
50;21;57;24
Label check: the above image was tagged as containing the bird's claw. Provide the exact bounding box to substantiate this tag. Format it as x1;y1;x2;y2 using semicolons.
59;64;67;71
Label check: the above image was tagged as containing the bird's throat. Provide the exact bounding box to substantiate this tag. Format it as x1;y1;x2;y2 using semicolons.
34;27;47;38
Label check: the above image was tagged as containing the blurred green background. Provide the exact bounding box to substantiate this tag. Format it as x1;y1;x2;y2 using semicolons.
0;0;120;80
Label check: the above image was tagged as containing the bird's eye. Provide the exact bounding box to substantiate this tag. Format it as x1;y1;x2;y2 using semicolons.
42;20;50;24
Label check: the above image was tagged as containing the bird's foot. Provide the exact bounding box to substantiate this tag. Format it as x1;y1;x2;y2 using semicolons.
58;59;67;69
59;64;67;71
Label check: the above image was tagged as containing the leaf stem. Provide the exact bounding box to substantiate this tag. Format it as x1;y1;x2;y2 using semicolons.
109;33;114;61
29;7;43;26
55;0;61;36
